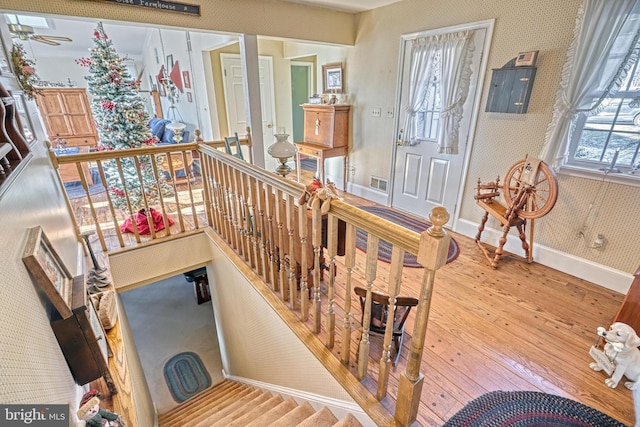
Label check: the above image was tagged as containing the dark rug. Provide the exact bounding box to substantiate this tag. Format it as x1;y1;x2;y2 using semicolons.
356;205;459;267
443;391;626;427
64;182;106;199
299;157;317;171
163;351;211;403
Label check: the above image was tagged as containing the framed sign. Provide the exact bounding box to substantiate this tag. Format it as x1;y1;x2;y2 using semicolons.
182;70;191;89
22;226;73;318
322;62;343;94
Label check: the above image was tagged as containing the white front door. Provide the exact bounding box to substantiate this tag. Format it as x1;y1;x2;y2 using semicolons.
221;54;276;159
391;22;493;222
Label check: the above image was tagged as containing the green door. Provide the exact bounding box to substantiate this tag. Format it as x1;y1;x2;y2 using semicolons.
291;64;310;142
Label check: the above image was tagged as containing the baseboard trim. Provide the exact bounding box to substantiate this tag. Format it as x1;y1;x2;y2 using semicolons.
454;218;633;295
347;182;389;205
223;372;368;420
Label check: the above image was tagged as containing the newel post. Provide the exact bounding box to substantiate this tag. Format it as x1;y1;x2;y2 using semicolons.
395;207;450;426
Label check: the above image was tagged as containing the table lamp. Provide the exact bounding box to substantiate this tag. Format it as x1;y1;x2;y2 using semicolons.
268;127;297;177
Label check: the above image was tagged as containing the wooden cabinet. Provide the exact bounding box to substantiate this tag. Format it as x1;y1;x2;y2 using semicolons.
612;265;640;331
485;67;536;114
301;104;350;148
35;88;98;147
50;276;116;394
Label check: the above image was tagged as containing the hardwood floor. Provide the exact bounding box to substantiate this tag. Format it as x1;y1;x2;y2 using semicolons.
79;170;633;426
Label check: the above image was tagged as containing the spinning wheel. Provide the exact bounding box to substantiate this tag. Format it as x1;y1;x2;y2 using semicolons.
474;157;558;268
503;158;558;219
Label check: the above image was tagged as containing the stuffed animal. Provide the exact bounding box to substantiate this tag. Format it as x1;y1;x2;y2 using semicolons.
298;178;341;213
77;394;125;427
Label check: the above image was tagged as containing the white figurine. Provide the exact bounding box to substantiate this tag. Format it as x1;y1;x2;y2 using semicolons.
590;322;640;427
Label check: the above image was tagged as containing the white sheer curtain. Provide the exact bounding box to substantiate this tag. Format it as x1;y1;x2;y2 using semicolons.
401;31;474;153
402;37;438;146
539;0;640;167
437;31;474;154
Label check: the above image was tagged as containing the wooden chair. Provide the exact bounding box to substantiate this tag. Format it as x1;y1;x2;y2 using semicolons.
224;132;244;160
354;286;418;365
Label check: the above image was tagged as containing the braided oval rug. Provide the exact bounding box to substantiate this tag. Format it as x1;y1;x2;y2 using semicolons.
443;390;626;427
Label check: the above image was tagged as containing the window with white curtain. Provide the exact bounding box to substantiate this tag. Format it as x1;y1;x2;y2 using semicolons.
540;0;640;177
568;50;640;173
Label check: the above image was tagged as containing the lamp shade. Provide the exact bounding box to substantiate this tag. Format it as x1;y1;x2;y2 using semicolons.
268;132;297;158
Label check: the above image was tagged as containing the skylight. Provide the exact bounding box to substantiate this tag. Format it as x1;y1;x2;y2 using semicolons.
4;14;50;29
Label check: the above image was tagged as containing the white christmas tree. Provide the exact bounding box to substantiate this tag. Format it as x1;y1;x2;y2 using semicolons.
77;22;173;212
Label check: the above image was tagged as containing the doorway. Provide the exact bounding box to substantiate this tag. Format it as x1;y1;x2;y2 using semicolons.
220;53;276;155
391;21;494;222
291;61;313;142
119;274;224;414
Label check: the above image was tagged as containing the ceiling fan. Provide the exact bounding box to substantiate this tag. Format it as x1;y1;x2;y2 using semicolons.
8;23;72;46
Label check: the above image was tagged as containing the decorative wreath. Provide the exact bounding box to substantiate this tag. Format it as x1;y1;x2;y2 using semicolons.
10;43;40;99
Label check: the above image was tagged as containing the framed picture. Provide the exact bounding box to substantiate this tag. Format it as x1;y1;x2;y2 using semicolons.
322;62;343;94
183;70;191;89
22;226;73;318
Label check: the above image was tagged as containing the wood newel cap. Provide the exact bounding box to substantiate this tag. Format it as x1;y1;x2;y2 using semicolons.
427;206;449;237
417;207;450;270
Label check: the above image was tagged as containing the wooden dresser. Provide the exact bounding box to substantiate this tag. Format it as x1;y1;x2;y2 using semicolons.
36;88;98;184
296;104;350;188
35;88;98;148
612;264;640;331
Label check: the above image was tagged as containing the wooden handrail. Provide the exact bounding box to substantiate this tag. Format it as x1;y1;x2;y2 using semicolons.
198;144;450;426
53;134;449;426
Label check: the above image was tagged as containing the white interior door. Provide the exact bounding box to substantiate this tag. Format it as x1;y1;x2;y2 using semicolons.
221;54;276;152
391;23;492;221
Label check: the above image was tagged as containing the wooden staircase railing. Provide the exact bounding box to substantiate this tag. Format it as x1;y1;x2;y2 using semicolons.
53;131;450;426
198;143;451;426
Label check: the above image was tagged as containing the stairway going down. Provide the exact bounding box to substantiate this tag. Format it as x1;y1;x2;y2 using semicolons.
158;379;363;427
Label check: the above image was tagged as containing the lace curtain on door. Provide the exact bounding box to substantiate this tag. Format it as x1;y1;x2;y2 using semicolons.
401;30;474;154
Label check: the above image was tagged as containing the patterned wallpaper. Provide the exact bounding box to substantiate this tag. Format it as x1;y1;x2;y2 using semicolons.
350;0;640;274
0;143;86;425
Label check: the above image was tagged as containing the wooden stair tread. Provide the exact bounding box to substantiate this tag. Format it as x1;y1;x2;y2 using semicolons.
297;407;338;427
227;394;285;427
268;401;316;427
333;413;363;427
244;398;298;427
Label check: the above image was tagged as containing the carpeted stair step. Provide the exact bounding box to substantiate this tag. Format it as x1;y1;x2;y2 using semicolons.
268;401;316;426
191;388;267;427
160;382;252;426
158;380;239;424
297;406;338;426
179;384;255;426
159;382;246;425
244;397;298;427
227;394;285;427
332;413;363;426
209;390;273;427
